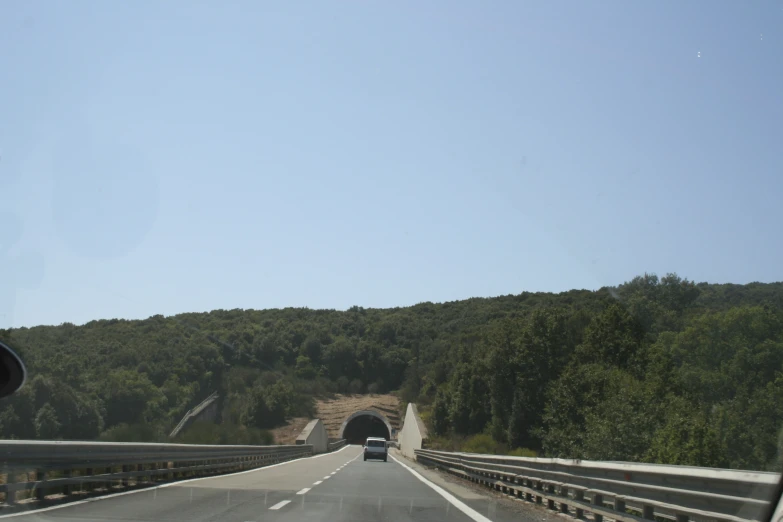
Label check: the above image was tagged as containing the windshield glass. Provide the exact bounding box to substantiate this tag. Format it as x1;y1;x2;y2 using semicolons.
0;2;780;522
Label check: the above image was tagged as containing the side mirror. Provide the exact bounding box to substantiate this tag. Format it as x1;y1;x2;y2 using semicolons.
0;341;26;399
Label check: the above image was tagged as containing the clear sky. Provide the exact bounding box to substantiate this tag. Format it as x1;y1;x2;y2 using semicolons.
1;1;781;328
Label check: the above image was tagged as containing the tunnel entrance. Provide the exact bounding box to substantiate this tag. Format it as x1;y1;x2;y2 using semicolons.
341;413;391;445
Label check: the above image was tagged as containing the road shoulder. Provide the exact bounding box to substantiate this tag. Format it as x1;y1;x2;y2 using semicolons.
390;448;563;522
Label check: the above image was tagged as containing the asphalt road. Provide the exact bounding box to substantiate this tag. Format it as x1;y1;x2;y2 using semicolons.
0;445;533;522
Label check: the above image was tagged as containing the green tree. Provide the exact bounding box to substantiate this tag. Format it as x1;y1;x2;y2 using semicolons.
263;380;294;426
646;396;725;467
295;355;316;379
102;370;167;428
507;388;526;449
240;385;272;429
34;403;61;439
576;303;646;373
431;390;450;436
0;406;23;438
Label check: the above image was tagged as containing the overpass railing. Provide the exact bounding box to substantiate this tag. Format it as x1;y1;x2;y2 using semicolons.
0;440;312;506
415;449;780;522
328;439;346;452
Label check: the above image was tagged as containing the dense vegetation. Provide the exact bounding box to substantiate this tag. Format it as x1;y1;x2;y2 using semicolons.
1;274;782;471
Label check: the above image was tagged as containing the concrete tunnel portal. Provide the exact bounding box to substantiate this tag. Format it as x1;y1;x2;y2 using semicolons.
339;410;392;444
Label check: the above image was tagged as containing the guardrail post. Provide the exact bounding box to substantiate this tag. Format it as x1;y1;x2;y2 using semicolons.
676;514;689;522
592;494;604;522
643;505;655;520
3;469;15;505
546;484;556;510
62;469;72;496
524;478;534;502
560;486;569;514
35;470;45;501
105;466;113;491
84;468;93;492
615;498;626;516
122;465;130;487
574;490;585;519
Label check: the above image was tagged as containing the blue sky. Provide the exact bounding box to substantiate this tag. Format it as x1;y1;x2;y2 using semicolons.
1;1;781;328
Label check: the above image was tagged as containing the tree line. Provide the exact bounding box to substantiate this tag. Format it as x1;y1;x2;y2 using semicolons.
427;275;783;471
0;274;781;470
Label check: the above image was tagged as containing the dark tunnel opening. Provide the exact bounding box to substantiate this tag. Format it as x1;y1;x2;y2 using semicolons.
343;415;390;445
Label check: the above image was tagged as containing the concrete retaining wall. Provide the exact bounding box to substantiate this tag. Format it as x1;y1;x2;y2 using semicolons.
296;419;329;454
398;403;428;458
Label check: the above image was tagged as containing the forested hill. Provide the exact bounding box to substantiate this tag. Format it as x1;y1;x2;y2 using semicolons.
1;275;782;471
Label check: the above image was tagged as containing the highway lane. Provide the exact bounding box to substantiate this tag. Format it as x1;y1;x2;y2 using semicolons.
1;445;504;522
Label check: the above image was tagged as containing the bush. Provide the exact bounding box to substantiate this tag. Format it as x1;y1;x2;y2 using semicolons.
462;434;499;454
173;421;274;445
98;423;167;443
349;378;364;394
240;386;273;428
336;376;350;393
426;434;467;452
508;447;538;457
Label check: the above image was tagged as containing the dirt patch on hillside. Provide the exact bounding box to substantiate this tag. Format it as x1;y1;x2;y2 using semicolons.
270;416;310;445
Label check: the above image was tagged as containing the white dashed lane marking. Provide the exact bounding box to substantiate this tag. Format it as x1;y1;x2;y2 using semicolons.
313;480;322;485
269;500;290;510
296;488;310;495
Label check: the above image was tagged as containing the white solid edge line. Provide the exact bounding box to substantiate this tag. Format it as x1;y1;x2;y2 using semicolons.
159;443;351;488
0;445;356;519
0;488;143;519
389;454;492;522
296;488;310;495
269;500;291;510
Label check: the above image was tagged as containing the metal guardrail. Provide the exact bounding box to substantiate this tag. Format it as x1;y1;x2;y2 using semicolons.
328;439;347;452
415;449;780;522
0;441;312;506
169;391;219;438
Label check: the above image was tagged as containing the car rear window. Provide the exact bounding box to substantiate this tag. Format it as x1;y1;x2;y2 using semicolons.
367;440;385;447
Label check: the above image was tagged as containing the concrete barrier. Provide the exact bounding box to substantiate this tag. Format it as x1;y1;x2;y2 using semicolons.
398;403;428;458
296;419;329;454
